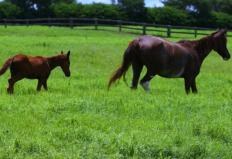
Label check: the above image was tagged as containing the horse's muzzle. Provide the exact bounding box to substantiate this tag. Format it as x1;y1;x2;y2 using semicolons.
223;55;231;61
66;72;71;77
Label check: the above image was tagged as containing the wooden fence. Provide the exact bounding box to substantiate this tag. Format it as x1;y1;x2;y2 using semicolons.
0;18;230;38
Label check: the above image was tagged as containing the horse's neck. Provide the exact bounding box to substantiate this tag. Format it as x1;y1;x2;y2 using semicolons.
194;36;213;63
47;56;61;70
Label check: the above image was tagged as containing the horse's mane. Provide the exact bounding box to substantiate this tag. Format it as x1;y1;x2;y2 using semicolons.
177;34;213;49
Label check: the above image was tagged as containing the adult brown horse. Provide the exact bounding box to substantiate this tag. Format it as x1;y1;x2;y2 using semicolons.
108;29;230;94
0;51;71;94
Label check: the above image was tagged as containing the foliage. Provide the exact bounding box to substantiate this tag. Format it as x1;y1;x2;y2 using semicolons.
118;0;147;21
51;2;80;18
147;6;190;25
5;0;76;17
211;11;232;28
0;2;21;18
80;4;121;19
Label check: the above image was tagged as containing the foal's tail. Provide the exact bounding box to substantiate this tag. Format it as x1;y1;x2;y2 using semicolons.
108;40;139;89
0;58;13;76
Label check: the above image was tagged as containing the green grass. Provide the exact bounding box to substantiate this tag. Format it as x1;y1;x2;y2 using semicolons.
0;26;232;158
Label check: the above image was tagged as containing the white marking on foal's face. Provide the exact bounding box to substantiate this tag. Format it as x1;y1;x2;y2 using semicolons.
141;81;150;92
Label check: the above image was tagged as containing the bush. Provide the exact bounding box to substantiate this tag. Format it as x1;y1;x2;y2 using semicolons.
211;12;232;28
0;2;21;19
118;0;147;21
80;4;121;19
51;3;81;18
147;6;191;26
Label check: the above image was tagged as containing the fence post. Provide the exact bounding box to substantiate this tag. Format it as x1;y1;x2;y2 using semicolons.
167;25;171;37
26;19;29;27
142;23;146;35
4;19;7;28
69;18;73;29
48;18;51;27
118;20;122;32
94;18;98;30
194;28;197;38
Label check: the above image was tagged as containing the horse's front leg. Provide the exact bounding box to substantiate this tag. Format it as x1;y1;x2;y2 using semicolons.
191;78;198;93
37;79;43;91
140;70;154;92
42;79;48;90
184;77;191;94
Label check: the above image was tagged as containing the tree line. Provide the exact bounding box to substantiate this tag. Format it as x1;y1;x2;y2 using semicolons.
0;0;232;28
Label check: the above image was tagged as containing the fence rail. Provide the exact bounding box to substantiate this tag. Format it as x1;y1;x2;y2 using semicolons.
0;18;230;38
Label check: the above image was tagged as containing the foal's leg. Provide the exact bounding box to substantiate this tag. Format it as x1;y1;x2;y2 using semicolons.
191;78;198;93
131;62;143;89
140;70;154;92
7;75;22;94
37;79;43;91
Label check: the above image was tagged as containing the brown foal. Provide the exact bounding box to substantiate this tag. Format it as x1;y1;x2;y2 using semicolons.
0;51;71;94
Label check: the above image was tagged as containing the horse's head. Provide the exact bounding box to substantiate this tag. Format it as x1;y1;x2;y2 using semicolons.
60;51;71;77
212;29;230;61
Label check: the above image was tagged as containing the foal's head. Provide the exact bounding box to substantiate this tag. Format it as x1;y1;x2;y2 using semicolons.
211;29;230;61
59;51;71;77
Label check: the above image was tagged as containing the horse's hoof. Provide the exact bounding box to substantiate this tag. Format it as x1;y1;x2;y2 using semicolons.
140;81;150;92
130;86;137;90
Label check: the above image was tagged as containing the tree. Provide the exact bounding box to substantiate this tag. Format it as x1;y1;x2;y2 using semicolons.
118;0;147;21
147;6;190;25
162;0;213;26
80;4;120;19
51;2;80;18
5;0;76;18
0;1;21;18
212;0;232;15
111;0;117;5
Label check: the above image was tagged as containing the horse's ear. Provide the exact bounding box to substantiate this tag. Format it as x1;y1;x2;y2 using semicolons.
67;51;70;57
61;51;64;54
220;29;227;34
212;29;227;38
211;29;220;36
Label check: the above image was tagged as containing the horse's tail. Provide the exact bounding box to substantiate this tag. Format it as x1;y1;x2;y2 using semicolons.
0;58;13;76
108;40;139;89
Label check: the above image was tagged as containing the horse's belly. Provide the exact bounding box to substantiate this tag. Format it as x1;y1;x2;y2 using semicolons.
159;67;185;78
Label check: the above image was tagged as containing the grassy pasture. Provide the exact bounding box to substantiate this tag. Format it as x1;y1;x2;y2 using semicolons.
0;26;232;158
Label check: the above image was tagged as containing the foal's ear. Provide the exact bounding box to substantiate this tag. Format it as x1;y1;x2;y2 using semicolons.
67;50;70;57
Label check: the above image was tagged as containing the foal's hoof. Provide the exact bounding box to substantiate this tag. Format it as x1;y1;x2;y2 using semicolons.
7;89;13;94
130;86;137;90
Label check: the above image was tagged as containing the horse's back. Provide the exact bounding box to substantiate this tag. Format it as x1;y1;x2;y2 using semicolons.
11;54;49;78
135;36;193;77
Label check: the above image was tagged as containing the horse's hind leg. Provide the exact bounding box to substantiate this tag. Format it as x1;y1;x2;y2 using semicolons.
37;79;43;91
184;78;191;94
7;75;22;94
131;62;143;89
140;70;154;92
42;79;48;90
